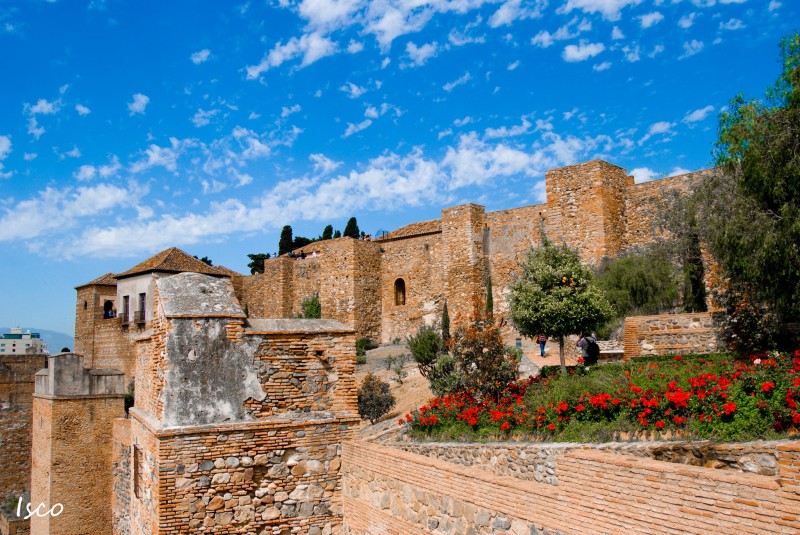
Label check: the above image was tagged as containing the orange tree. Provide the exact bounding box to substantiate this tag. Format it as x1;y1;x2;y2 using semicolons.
509;235;613;374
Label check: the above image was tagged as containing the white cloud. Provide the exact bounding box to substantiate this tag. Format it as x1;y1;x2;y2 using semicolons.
0;183;144;242
0;135;10;178
531;17;591;48
75;104;91;116
562;41;605;62
343;119;372;137
454;116;473;127
679;40;704;59
246;32;336;78
563;108;579;120
0;136;10;160
130;139;184;173
719;18;745;31
75;165;97;181
611;26;624;39
23;153;37;161
649;44;665;58
60;146;81;159
507;60;520;71
638;11;663;28
630;167;658;183
27;98;60;115
191;49;211;64
558;0;643;21
593;61;612;71
346;39;364;53
128;93;150;115
443;72;471;92
638;121;674;145
683;105;714;123
438;128;453;139
405;41;437;67
340;82;367;99
769;1;781;11
448;27;486;47
622;45;640;62
669;167;691;177
192;108;220;127
364;103;400;119
27;118;45;139
298;0;364;33
489;0;545;28
281;104;302;118
678;12;696;28
484;117;532;139
309;153;341;175
364;2;433;51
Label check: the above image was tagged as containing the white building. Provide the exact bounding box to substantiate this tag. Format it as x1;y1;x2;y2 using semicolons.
0;327;48;354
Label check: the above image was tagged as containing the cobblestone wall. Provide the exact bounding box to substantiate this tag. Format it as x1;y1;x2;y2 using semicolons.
342;440;800;534
623;312;719;359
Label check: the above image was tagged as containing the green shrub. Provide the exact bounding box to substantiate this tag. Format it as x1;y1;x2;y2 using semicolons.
301;293;322;319
356;354;367;365
356;337;379;359
357;374;395;424
407;326;445;378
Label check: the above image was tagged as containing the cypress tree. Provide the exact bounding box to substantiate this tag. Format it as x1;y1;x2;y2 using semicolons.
343;217;360;238
279;225;294;256
322;224;333;240
333;229;341;238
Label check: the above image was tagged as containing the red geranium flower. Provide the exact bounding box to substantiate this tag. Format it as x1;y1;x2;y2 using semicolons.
548;423;556;431
723;402;737;415
761;382;775;393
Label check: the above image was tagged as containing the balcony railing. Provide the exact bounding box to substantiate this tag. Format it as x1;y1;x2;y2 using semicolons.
134;310;145;324
120;312;130;325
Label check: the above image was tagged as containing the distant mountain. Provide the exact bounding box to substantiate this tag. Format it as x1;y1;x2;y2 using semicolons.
0;327;74;353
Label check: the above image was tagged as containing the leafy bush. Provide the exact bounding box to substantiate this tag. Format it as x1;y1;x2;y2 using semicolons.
358;374;395;424
356;337;379;359
356;354;367;365
407;326;446;379
300;293;322;319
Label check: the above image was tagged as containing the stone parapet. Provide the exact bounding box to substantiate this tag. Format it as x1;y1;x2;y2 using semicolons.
34;353;125;398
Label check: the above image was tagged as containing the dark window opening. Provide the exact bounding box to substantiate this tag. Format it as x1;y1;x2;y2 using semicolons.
83;301;88;310
394;278;406;306
133;445;143;499
121;295;130;325
134;293;146;324
103;300;114;319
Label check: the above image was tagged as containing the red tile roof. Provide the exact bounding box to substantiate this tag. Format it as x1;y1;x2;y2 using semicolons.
115;247;236;279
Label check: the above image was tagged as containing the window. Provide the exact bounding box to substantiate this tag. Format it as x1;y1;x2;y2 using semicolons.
103;300;114;319
122;295;130;325
135;293;146;323
394;278;406;306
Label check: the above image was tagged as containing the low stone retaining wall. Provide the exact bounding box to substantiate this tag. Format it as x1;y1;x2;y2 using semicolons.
342;440;800;534
395;439;785;483
623;312;719;360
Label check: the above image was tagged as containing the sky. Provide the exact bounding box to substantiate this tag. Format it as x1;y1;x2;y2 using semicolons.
0;0;796;337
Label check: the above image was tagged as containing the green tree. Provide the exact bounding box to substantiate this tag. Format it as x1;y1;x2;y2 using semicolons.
322;224;333;240
293;236;312;249
697;33;800;326
357;374;395;424
509;236;613;374
193;255;213;266
407;325;446;380
333;229;342;238
595;246;679;318
300;293;321;318
343;217;360;238
279;225;294;256
246;253;270;275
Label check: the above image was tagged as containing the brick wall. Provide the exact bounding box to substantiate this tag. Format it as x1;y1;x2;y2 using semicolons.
342;440;800;534
623;312;719;359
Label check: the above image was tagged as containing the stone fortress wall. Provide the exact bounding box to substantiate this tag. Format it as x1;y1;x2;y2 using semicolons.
243;159;706;345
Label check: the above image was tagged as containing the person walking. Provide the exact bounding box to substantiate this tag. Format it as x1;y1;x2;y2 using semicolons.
577;331;599;366
537;334;547;357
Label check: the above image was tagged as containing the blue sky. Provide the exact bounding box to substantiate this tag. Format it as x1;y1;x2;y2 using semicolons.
0;0;795;336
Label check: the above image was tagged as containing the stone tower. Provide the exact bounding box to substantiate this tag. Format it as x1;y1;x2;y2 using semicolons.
544;159;632;264
30;353;126;534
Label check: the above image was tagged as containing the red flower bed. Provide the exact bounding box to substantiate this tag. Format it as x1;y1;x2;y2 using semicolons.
404;349;800;442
